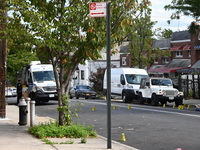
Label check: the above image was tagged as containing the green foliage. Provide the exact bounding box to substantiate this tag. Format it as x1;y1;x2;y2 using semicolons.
41;138;58;145
41;138;74;145
7;50;39;85
57;94;83;126
28;122;97;139
125;0;156;68
164;0;200;29
155;28;173;39
8;0;157;125
80;137;87;144
89;70;105;95
188;21;200;35
165;0;200;19
60;140;74;144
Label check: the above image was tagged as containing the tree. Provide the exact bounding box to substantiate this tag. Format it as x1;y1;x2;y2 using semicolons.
8;0;153;125
89;68;105;95
125;0;158;68
0;0;7;118
155;28;173;39
164;0;200;33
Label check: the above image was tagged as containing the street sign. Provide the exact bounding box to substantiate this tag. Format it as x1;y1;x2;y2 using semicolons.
89;2;106;17
89;2;112;148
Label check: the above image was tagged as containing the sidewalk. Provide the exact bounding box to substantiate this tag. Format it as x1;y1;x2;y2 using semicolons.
0;104;138;150
168;99;200;109
0;99;199;150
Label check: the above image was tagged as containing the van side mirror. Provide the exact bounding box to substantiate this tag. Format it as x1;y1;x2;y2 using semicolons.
28;78;31;83
120;74;125;85
121;80;125;85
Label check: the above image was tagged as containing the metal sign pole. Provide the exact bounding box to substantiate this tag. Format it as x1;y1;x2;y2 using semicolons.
106;2;111;149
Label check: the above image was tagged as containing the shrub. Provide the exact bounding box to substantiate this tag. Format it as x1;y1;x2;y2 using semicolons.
28;122;97;139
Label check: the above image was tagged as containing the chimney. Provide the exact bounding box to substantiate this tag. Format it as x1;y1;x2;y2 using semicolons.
190;28;200;66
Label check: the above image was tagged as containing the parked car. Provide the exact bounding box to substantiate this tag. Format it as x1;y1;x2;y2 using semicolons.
69;85;96;99
138;77;183;106
10;87;17;97
5;87;17;97
5;88;13;97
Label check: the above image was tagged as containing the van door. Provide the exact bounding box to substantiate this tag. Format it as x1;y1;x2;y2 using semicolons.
143;79;151;98
117;74;125;95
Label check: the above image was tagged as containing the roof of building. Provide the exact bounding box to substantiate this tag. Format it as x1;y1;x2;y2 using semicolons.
148;59;191;73
153;39;171;49
171;30;190;41
192;60;200;69
165;59;191;68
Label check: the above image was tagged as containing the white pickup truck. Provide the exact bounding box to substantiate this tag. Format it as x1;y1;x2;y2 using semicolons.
138;77;183;106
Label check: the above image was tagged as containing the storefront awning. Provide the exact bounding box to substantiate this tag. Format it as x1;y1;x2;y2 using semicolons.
170;45;183;51
148;67;188;73
183;45;191;50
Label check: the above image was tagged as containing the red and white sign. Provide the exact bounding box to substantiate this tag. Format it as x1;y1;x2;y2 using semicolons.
89;2;106;17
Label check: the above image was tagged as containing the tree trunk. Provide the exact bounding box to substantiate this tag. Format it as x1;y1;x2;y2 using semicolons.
0;0;7;118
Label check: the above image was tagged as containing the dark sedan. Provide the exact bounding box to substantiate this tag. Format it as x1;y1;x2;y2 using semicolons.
69;85;96;99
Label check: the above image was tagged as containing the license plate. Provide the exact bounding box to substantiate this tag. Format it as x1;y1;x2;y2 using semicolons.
86;94;90;96
169;97;174;100
49;94;54;97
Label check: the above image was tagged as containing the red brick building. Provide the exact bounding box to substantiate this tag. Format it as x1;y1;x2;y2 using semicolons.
120;30;200;78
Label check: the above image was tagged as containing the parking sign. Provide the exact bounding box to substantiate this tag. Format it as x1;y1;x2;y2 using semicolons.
89;2;106;17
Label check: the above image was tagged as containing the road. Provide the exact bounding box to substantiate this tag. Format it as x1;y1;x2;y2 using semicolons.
6;97;200;150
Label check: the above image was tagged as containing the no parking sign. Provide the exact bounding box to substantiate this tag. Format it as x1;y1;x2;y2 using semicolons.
89;2;106;17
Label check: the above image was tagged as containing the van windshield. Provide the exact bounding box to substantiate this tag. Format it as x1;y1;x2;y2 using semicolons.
125;74;148;84
33;71;55;82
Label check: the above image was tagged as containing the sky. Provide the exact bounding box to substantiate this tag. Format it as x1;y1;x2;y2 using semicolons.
150;0;194;32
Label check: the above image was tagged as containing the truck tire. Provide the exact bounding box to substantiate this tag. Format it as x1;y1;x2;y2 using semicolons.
69;94;73;99
160;100;167;106
175;98;183;107
138;93;144;104
122;92;129;103
151;94;159;106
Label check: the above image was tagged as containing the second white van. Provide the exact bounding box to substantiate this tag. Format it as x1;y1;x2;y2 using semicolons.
103;68;148;103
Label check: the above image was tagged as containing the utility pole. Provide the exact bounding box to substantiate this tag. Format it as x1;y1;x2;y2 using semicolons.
0;0;7;118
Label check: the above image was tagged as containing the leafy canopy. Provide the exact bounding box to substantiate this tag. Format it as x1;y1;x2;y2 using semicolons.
165;0;200;20
164;0;200;34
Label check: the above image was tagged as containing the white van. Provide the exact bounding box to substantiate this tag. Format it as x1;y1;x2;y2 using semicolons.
21;61;58;103
103;68;148;103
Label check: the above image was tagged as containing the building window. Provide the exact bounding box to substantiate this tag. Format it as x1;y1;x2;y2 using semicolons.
154;57;158;64
188;50;191;57
81;70;84;80
176;50;183;57
162;57;169;64
122;57;127;66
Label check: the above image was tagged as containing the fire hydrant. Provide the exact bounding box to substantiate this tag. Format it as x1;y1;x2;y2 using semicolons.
18;97;28;126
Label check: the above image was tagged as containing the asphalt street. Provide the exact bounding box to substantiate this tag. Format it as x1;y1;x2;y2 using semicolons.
6;97;200;150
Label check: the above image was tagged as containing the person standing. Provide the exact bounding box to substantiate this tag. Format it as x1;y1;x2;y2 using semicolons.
17;79;22;104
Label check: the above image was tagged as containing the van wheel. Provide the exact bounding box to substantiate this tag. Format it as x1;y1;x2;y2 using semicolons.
160;100;167;106
69;94;73;99
175;98;183;107
138;93;144;104
151;94;159;106
122;93;129;103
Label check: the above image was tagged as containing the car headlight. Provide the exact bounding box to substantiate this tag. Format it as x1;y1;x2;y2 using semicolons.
178;91;183;96
36;86;43;91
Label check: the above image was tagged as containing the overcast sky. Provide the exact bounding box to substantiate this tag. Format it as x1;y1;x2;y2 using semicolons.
150;0;194;32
